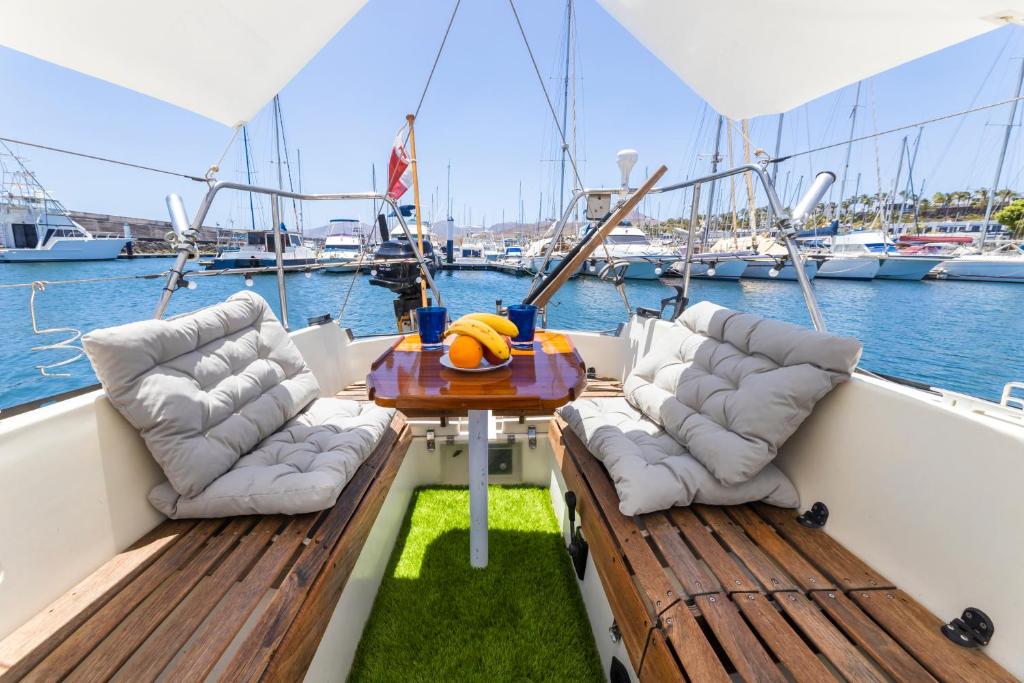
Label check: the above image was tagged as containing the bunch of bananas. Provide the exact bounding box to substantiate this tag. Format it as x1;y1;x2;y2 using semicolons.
443;313;519;368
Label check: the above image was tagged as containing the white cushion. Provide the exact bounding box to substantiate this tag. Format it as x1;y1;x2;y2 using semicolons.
558;397;798;516
82;291;319;498
149;398;395;518
624;301;861;486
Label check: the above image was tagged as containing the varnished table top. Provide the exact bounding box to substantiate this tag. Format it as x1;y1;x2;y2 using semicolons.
366;330;588;416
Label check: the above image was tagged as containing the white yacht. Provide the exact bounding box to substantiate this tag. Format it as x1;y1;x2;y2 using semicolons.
583;224;678;280
831;230;945;280
321;221;369;273
934;243;1024;283
811;253;881;280
0;162;128;262
206;227;319;269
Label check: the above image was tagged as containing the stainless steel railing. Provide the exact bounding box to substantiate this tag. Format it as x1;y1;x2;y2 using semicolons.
153;182;443;328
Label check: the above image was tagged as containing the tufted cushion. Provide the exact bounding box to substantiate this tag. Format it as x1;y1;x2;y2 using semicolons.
82;291;319;498
558;398;798;515
149;398;396;518
623;301;861;486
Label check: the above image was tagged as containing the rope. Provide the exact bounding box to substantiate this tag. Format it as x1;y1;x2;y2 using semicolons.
773;95;1024;164
413;0;463;122
507;0;583;189
0;272;166;289
28;282;84;377
337;250;369;323
0;134;207;182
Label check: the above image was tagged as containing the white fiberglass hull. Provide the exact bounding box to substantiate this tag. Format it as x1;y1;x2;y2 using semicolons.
814;255;880;280
0;238;128;262
741;257;818;281
934;256;1024;283
876;256;945;280
670;258;747;280
585;256;676;280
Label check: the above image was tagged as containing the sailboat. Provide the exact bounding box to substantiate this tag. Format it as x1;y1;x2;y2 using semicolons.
0;2;1022;682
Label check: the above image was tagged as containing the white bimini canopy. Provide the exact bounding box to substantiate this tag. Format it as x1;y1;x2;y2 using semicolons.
0;0;369;127
596;0;1024;119
0;0;1021;125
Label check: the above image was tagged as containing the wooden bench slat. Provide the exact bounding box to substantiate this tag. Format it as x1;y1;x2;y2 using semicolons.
551;420;654;672
111;516;284;682
725;505;835;592
23;519;223;682
558;419;678;614
161;513;321;682
733;592;835;683
0;520;194;682
263;421;411;680
776;591;887;682
812;590;937;683
660;603;731;683
219;417;406;681
754;503;893;592
637;627;686;683
642;513;717;598
693;505;797;593
669;508;759;594
851;590;1017;683
66;518;254;683
695;594;788;683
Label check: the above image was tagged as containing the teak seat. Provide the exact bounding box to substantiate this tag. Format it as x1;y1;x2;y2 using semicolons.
550;414;1015;682
0;413;411;682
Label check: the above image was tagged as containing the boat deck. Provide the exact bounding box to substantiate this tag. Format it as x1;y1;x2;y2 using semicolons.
550;410;1015;682
0;415;411;682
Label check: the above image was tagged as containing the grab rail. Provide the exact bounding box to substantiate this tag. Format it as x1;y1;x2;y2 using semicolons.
153;182;443;326
1001;382;1024;410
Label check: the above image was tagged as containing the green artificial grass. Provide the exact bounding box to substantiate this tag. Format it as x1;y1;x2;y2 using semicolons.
349;486;603;683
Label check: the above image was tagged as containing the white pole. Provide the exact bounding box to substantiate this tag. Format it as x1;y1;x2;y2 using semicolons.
468;409;490;568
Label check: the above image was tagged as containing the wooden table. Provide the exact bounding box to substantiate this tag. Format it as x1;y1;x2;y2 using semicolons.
367;330;587;567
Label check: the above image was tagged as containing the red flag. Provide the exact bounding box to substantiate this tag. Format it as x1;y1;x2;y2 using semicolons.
387;128;411;200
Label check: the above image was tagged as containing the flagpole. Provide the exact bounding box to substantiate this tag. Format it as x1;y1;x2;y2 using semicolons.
406;114;428;307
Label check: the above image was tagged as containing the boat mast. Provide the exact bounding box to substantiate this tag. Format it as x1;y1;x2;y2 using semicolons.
272;95;285;229
770;113;783;185
979;58;1024;249
886;136;907;233
703;115;724;248
242;125;257;230
557;0;572;221
838;82;861;225
741;119;757;233
897;127;923;233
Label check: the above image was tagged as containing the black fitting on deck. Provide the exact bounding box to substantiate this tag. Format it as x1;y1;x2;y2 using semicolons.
796;501;829;529
565;491;589;580
943;608;994;648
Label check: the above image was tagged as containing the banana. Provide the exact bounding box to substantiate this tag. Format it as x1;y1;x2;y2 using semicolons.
444;319;510;360
460;312;519;338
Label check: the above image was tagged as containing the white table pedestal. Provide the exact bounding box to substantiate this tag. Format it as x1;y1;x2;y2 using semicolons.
467;409;490;568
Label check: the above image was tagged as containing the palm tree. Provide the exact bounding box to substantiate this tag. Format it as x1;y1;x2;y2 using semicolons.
932;192;950;218
973;188;989;211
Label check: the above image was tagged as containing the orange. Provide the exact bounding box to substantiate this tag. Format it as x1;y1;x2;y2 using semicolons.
449;334;484;369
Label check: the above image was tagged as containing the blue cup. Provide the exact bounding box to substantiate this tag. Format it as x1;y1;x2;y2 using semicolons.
507;304;538;349
416;306;447;349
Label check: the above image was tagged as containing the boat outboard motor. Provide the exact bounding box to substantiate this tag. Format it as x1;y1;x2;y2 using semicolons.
369;235;437;331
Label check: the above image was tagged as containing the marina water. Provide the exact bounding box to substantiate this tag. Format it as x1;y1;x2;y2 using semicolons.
1;258;1022;409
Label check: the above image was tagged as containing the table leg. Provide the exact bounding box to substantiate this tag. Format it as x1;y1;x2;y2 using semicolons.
468;409;489;568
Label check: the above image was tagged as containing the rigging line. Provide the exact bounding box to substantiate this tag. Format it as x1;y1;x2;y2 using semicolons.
410;0;463;127
0;272;166;289
774;94;1024;164
0;134;207;182
209;126;241;178
0;140;71;216
507;0;583;189
273;96;302;231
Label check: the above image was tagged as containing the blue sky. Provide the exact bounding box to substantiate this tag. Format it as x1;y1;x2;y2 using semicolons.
1;0;1022;231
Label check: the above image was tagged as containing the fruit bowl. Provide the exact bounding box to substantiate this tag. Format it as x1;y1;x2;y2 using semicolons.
439;353;512;373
